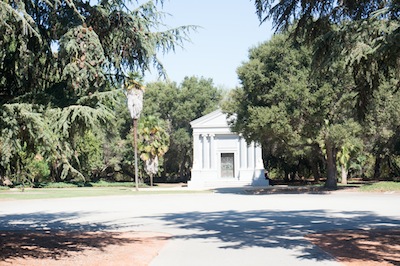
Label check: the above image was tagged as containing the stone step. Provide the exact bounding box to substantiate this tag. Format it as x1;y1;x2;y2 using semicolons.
188;178;268;189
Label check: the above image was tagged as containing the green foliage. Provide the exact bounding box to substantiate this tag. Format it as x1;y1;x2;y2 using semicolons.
138;116;169;167
35;182;80;189
223;34;312;175
254;0;400;118
318;120;362;156
86;0;196;78
223;32;362;188
0;0;196;183
25;155;51;183
33;180;135;188
75;130;104;178
142;81;178;119
143;77;222;180
173;77;222;129
224;21;400;186
349;152;375;179
59;25;106;96
0;103;53;184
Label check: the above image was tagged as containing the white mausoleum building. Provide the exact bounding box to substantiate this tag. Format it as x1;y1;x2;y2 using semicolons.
188;109;269;188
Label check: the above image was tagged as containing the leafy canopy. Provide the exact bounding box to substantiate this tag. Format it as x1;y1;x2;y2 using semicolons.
223;32;361;188
253;0;400;118
143;77;223;180
0;0;196;183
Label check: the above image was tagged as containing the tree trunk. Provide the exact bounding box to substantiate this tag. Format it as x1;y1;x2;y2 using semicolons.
311;159;320;182
150;174;153;187
133;119;139;191
284;170;290;182
341;164;348;185
51;161;62;182
373;152;382;180
325;141;337;189
311;144;322;182
179;151;188;181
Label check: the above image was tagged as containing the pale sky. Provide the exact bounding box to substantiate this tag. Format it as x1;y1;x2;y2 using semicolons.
143;0;273;88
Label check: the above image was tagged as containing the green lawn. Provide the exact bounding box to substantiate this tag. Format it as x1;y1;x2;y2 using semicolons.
0;186;206;200
359;181;400;192
1;181;398;200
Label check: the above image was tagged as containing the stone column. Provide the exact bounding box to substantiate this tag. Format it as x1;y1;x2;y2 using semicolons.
202;134;209;169
240;136;247;169
255;143;264;169
200;134;206;169
247;141;255;169
209;134;215;169
193;133;201;169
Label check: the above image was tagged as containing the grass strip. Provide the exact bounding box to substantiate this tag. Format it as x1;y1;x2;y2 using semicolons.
359;181;400;192
0;187;208;200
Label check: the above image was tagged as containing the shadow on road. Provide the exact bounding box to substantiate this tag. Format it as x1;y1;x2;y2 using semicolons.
0;230;138;261
307;229;400;265
150;209;400;262
0;212;127;261
0;212;110;231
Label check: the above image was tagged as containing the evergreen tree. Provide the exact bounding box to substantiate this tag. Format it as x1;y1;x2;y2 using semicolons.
254;0;400;118
223;33;359;188
0;0;196;184
365;77;400;179
138;116;170;186
143;77;223;181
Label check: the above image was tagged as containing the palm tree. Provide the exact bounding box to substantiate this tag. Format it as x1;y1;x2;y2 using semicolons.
138;116;169;186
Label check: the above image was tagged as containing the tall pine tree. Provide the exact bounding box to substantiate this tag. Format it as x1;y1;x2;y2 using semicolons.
0;0;196;183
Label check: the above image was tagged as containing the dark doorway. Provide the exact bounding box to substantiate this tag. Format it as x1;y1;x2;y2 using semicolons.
221;153;234;178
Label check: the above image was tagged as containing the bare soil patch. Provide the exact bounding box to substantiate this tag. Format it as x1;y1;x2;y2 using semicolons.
306;229;400;266
1;228;399;265
0;230;170;266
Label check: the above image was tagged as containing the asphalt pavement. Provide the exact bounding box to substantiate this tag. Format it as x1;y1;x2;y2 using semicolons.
0;188;399;266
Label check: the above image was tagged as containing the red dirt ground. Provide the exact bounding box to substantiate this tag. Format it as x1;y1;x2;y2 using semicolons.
0;229;399;265
306;229;400;266
0;231;170;266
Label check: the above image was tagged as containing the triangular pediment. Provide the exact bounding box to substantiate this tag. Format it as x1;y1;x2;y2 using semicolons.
190;109;230;128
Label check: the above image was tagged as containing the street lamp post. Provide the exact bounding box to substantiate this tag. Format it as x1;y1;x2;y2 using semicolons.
126;85;144;191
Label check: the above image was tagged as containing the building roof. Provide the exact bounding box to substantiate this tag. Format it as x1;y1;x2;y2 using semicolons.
190;109;235;134
190;109;226;127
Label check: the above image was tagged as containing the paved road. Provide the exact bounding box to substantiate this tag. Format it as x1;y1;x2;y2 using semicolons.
0;189;399;265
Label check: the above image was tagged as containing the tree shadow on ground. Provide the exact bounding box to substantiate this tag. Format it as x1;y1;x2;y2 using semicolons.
0;230;143;261
0;212;109;231
0;212;138;261
150;209;400;262
306;229;400;265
